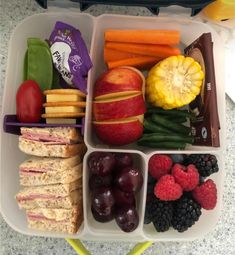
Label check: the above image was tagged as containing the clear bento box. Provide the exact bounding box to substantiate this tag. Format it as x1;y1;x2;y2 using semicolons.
0;12;225;241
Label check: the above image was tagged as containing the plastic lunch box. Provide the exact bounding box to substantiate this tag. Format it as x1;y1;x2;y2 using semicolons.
0;11;226;242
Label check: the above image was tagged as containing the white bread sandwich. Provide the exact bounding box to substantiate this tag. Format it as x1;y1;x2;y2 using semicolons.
19;156;82;186
16;180;82;209
26;205;83;234
18;127;86;157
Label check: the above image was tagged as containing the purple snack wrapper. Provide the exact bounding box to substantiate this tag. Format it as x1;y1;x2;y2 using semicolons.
49;21;92;93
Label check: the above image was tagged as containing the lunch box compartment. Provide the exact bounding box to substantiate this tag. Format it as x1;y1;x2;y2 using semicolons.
83;150;147;238
143;152;223;241
85;14;225;153
0;12;94;238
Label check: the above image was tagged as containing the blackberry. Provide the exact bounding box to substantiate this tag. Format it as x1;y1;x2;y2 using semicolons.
184;154;219;177
199;176;205;184
144;197;173;232
172;195;201;232
147;175;156;194
170;154;185;164
144;200;153;224
144;193;156;225
147;174;156;184
147;182;155;194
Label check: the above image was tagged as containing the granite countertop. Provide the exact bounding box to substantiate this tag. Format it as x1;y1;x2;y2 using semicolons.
1;1;235;254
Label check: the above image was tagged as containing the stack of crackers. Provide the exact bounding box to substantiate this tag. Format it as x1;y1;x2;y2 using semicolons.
42;89;86;124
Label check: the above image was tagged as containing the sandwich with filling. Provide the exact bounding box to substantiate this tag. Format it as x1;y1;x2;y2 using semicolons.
19;155;82;186
18;127;86;157
16;180;82;209
26;205;83;234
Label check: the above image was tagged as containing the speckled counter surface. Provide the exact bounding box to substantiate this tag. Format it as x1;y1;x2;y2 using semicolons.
0;1;235;254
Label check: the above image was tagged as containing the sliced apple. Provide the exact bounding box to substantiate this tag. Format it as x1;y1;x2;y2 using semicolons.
93;93;146;121
136;114;144;124
93;118;143;146
94;66;145;100
123;66;146;95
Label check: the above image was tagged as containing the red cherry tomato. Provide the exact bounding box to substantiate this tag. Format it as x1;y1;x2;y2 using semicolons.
16;80;43;123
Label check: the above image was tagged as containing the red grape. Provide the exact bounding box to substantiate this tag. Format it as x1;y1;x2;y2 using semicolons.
92;187;115;215
89;175;112;190
114;153;133;169
115;167;143;193
115;206;139;232
113;188;135;206
88;152;116;176
91;206;114;222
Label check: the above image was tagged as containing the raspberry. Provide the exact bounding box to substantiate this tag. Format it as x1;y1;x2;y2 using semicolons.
154;175;182;201
192;179;217;210
172;164;199;191
149;154;173;180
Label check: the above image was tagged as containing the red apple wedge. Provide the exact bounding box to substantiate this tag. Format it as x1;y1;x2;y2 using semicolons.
93;93;146;121
93;118;143;146
94;66;145;100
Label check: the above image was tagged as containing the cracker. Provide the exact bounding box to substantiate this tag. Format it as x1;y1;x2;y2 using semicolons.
42;112;85;118
43;89;86;98
43;102;86;107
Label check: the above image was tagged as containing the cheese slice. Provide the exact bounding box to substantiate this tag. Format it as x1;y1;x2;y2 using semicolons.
46;118;77;124
46;94;84;102
45;106;83;113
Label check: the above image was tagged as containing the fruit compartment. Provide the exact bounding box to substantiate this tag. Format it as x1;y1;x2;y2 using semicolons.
142;151;224;241
84;14;225;154
82;149;148;239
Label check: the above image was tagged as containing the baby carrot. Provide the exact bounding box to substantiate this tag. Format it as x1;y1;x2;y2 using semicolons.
104;48;147;62
107;56;160;70
105;29;180;45
106;42;181;58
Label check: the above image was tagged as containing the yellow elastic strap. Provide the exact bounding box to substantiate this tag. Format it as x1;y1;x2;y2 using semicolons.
66;239;153;255
66;239;91;255
127;241;153;255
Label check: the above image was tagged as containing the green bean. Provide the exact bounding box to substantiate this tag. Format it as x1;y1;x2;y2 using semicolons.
151;114;191;135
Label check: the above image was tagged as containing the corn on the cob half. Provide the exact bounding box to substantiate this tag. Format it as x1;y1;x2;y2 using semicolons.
146;55;204;109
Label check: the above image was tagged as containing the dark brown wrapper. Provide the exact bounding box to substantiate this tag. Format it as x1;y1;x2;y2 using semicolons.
184;33;220;147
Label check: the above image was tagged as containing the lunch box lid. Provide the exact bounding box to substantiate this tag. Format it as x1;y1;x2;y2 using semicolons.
34;0;215;16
